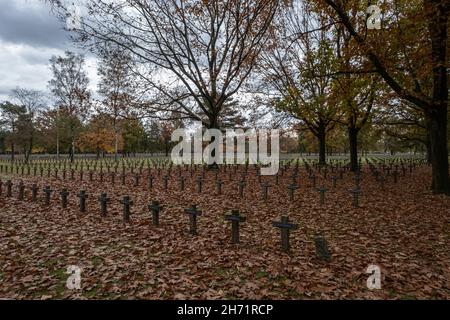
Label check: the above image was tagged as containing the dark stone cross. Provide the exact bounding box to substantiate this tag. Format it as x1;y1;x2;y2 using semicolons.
148;200;163;226
350;188;361;207
309;174;317;188
5;180;12;197
291;174;297;185
401;166;406;177
162;175;169;191
238;179;246;198
147;175;154;189
178;176;185;191
377;175;385;190
392;170;398;183
31;184;38;202
331;176;338;188
18;181;24;201
216;179;223;195
261;182;270;200
98;193;109;217
224;210;246;244
196;176;203;193
60;189;69;208
385;167;391;176
134;174;140;187
317;186;327;205
287;184;298;201
120;196;133;223
43;186;53;205
77;190;88;213
184;205;202;235
272;216;298;252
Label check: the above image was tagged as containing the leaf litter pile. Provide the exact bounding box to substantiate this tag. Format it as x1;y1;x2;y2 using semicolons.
0;165;449;300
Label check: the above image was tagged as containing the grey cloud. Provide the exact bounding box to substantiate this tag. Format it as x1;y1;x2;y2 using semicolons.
0;0;71;49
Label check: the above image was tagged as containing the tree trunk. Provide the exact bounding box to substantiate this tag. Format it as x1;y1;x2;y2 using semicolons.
317;129;326;166
70;138;75;163
25;136;33;164
207;117;219;169
427;107;449;193
425;126;432;165
10;143;15;161
348;126;359;172
426;0;449;193
114;130;119;162
165;141;169;157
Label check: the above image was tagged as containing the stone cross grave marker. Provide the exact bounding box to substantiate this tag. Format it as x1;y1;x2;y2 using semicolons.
216;179;223;195
77;190;88;213
392;170;398;183
224;210;246;244
178;176;185;191
99;193;109;217
134;173;140;187
43;186;53;205
163;175;169;191
309;174;317;188
238;179;246;198
148;200;163;226
317;186;327;205
185;205;202;235
5;180;12;197
332;176;338;188
60;189;69;208
18;181;24;201
31;184;38;202
273;216;298;252
147;174;154;190
120;196;133;223
287;184;298;201
261;182;270;200
194;176;203;194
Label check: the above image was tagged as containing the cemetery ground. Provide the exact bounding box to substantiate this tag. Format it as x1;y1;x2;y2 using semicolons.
0;159;449;300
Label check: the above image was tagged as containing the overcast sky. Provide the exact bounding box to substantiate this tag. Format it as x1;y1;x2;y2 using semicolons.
0;0;98;103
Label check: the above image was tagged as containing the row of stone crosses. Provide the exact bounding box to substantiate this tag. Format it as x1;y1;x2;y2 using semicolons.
0;179;303;253
0;157;421;204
